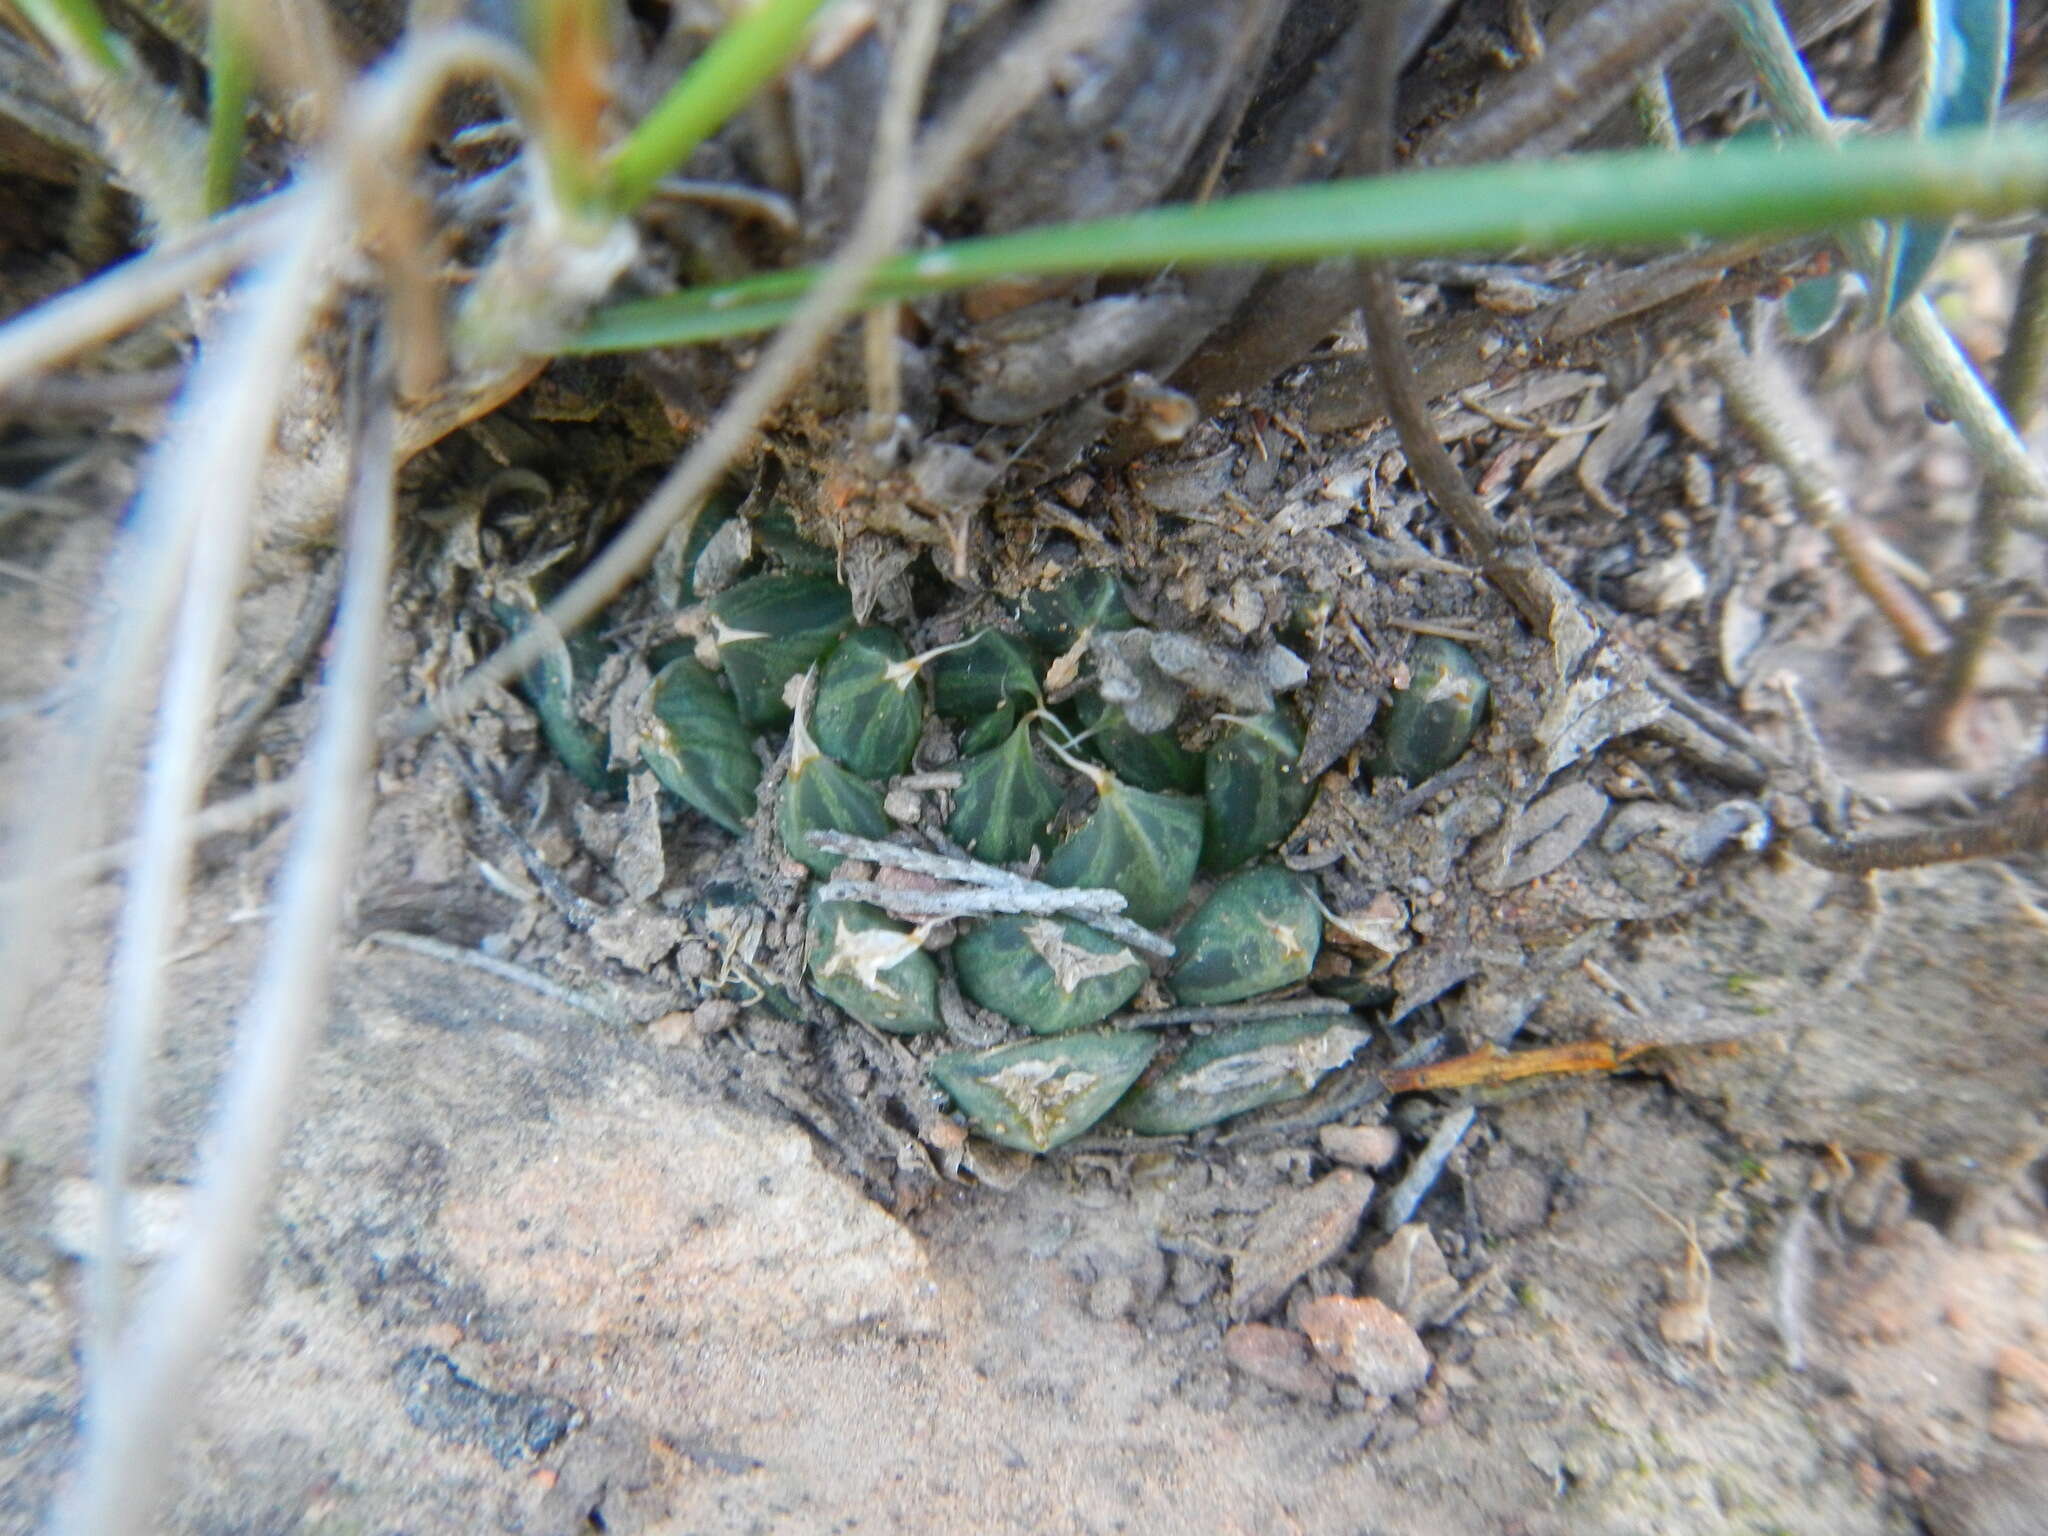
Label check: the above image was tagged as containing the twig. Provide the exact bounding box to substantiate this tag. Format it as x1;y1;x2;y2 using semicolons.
449;750;603;929
1790;756;2048;873
408;0;1137;734
1706;320;1950;663
54;331;397;1536
1420;0;1702;168
807;831;1174;956
1112;995;1353;1030
1355;6;1577;640
206;553;344;783
809;829;1084;894
1929;232;2048;752
361;930;631;1028
816;875;1121;920
860;0;945;435
1376;1103;1476;1232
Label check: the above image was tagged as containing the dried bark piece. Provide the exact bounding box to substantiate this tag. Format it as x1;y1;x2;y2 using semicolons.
1229;1169;1374;1318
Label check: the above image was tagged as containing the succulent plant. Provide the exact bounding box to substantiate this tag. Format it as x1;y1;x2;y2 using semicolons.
928;1030;1159;1152
1371;636;1489;783
805;898;944;1034
707;573;854;727
493;585;623;796
1042;766;1203;929
1169;866;1323;1006
929;630;1043;755
1070;694;1203;794
1113;1012;1372;1135
533;547;1368;1150
952;913;1148;1035
1202;709;1317;873
1015;568;1135;650
780;681;892;876
948;718;1063;863
640;656;762;835
812;626;924;779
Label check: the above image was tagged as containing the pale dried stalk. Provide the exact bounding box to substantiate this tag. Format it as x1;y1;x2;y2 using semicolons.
1706;321;1951;662
52;343;397;1536
0;186;299;395
81;180;347;1387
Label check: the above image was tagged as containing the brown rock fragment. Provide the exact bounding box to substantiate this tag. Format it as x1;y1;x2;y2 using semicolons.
1298;1295;1433;1397
1990;1345;2048;1449
1230;1169;1374;1318
1319;1123;1402;1170
1222;1323;1336;1402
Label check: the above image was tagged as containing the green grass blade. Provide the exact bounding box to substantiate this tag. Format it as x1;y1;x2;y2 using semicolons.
204;7;254;215
571;128;2048;354
604;0;839;214
16;0;121;72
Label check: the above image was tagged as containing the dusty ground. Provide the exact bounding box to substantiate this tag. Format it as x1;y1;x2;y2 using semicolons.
6;254;2048;1535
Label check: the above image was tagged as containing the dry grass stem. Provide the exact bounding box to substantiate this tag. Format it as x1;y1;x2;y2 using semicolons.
54;343;398;1536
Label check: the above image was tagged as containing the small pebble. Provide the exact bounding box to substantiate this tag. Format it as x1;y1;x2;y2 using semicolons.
1366;1222;1461;1329
1222;1323;1336;1402
1320;1124;1403;1170
1087;1273;1137;1323
1298;1295;1433;1396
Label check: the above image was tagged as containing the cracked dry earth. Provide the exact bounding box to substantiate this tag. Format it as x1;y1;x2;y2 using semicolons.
3;498;2047;1536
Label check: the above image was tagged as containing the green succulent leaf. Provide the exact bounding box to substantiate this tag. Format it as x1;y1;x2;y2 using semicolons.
492;589;622;796
780;720;892;876
1780;270;1855;340
806;898;944;1034
1113;1013;1372;1135
929;1030;1159;1153
1169;866;1323;1006
708;573;853;727
1044;775;1202;928
1202;711;1316;873
947;719;1063;864
929;630;1042;724
813;626;923;779
1883;0;2011;316
750;502;840;576
1016;568;1136;650
1072;694;1203;794
641;657;762;835
953;914;1148;1035
1370;637;1489;784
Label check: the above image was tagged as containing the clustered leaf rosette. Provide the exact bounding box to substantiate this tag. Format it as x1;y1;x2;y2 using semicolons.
513;547;1493;1153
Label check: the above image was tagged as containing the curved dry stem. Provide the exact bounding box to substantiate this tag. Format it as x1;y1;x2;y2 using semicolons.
407;0;1137;734
83;178;346;1387
51;346;398;1536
